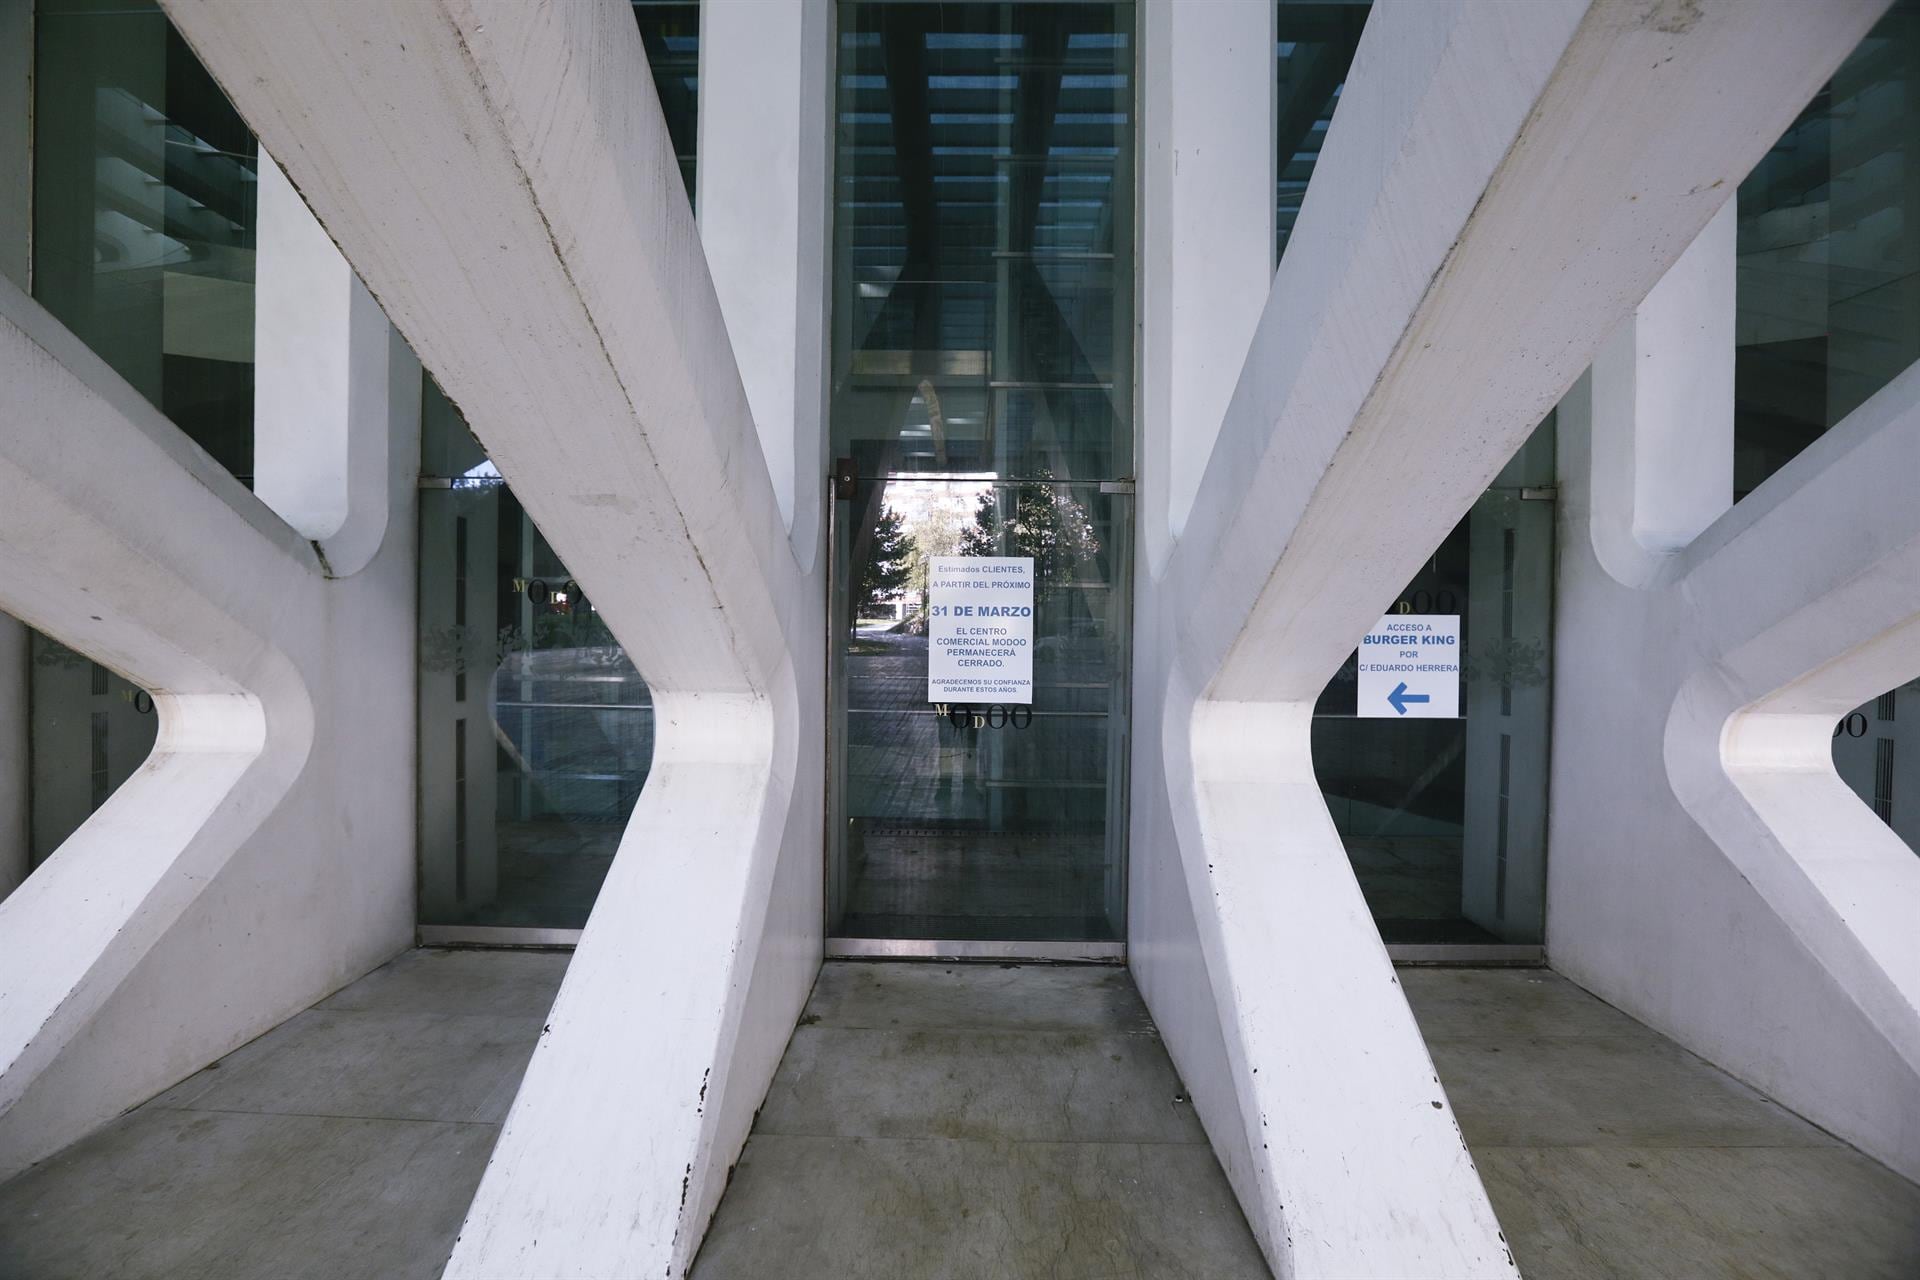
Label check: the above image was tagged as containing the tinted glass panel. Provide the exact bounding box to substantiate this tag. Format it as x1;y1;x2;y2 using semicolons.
828;1;1135;944
1312;419;1554;946
1832;685;1920;856
25;631;158;868
417;386;654;931
1275;1;1370;265
34;0;258;483
632;0;700;197
1736;0;1919;496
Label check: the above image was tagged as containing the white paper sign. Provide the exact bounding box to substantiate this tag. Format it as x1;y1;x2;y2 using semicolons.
927;555;1034;704
1358;613;1460;718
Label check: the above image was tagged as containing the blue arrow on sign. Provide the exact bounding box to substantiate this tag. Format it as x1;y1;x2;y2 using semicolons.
1387;681;1430;716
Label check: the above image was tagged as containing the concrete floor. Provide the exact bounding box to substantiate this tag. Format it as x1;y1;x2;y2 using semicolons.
1401;967;1920;1279
0;948;567;1280
0;951;1915;1279
689;962;1267;1278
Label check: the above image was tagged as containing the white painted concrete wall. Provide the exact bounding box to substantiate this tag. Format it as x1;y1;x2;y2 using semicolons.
1131;0;1891;1273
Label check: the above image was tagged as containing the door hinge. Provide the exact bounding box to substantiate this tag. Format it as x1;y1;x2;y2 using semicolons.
1099;479;1135;495
1520;486;1558;501
832;457;858;501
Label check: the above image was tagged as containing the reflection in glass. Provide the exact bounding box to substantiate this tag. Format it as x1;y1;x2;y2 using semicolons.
1736;0;1920;497
34;0;258;483
1831;685;1920;855
631;0;700;198
26;631;158;867
415;3;691;933
1312;419;1555;945
831;1;1135;481
828;2;1135;943
417;385;653;930
1275;1;1371;265
833;478;1129;941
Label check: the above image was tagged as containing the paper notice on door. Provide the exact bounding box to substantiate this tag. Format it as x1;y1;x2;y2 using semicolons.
926;556;1034;705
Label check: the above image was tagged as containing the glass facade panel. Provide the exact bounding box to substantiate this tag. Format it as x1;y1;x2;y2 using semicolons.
1275;1;1370;265
1832;684;1920;856
1736;0;1920;497
417;385;653;930
25;632;158;868
828;1;1135;944
631;0;700;197
1312;419;1555;945
34;0;258;483
415;4;692;931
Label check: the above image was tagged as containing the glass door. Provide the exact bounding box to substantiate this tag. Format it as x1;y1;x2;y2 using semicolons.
825;0;1136;953
1309;418;1556;952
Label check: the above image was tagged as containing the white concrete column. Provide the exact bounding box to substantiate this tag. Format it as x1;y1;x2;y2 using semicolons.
1139;0;1274;567
253;154;397;577
1590;198;1736;585
697;0;833;568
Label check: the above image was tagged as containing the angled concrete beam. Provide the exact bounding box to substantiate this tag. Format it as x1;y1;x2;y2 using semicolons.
1177;0;1886;692
1557;320;1920;1184
166;0;794;698
0;276;318;1125
159;1;821;1273
1134;0;1892;1274
1670;359;1920;1094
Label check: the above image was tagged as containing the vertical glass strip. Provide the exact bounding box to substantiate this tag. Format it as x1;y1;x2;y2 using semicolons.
453;516;469;704
631;1;701;199
453;717;469;902
1874;737;1895;825
1274;2;1371;266
1494;732;1511;921
1500;527;1515;718
89;711;111;811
